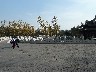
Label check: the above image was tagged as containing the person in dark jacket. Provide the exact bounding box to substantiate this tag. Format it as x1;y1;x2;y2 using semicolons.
10;39;16;49
10;38;20;49
15;38;19;48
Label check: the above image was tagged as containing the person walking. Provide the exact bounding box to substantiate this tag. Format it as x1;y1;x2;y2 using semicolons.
10;38;16;49
15;38;19;48
10;38;19;49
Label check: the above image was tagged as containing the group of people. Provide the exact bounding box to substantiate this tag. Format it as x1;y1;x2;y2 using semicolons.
10;38;20;49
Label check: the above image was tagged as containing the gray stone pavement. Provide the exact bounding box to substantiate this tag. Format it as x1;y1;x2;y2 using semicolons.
0;42;96;72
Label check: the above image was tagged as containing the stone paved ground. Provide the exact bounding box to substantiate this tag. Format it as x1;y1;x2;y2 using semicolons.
0;41;96;72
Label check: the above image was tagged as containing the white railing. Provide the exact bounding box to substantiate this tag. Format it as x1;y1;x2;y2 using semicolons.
0;37;10;42
29;36;96;44
3;36;96;44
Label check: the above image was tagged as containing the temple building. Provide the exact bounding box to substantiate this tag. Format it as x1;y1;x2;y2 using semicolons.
80;15;96;39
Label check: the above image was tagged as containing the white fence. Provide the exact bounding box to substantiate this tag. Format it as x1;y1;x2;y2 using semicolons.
0;37;9;42
29;36;96;44
1;36;96;44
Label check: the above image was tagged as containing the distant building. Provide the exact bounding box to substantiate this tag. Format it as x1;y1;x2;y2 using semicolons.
81;15;96;39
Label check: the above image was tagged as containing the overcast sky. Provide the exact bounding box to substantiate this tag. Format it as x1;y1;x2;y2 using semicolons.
0;0;96;30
